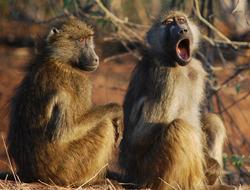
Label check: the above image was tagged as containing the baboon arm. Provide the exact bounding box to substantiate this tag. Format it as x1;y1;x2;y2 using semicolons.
130;122;163;149
60;103;122;143
76;103;122;129
126;98;163;148
45;91;122;143
43;91;71;141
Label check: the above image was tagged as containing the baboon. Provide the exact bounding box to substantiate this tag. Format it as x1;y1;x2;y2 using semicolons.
7;18;123;187
119;11;233;190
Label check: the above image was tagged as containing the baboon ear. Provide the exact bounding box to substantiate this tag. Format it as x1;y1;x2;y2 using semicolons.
47;27;60;41
69;15;76;20
50;27;60;35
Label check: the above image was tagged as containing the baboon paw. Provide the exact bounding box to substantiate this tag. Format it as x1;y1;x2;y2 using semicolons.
205;157;221;185
106;103;123;117
112;117;123;143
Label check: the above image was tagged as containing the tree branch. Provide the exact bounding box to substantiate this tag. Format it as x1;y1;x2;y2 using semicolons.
193;0;233;45
202;35;250;49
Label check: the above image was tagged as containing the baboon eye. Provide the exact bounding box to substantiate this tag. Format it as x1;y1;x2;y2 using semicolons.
178;17;186;23
79;38;85;42
79;37;86;46
162;18;174;25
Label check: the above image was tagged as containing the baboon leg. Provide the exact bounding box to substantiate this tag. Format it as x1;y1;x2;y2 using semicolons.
129;119;205;190
202;113;226;185
79;119;117;183
159;119;205;190
53;119;117;186
202;113;226;166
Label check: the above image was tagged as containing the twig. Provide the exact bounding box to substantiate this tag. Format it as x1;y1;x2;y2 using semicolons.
95;0;127;24
103;52;133;63
38;180;53;187
214;93;239;154
217;95;250;150
106;179;116;190
216;46;227;66
209;63;250;94
76;163;108;189
95;0;149;28
196;51;213;71
73;0;80;17
220;69;245;89
220;91;250;113
213;39;250;49
195;0;250;50
1;134;19;182
202;35;250;49
93;0;146;60
94;0;146;43
158;177;179;190
79;11;103;20
34;10;71;25
119;39;141;59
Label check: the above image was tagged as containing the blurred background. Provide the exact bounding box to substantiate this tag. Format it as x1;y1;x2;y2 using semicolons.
0;0;250;186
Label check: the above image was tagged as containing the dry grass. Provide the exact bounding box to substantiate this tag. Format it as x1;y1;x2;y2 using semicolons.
0;179;121;190
1;179;250;190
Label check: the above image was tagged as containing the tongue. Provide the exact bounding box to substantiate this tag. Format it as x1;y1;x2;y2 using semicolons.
177;47;188;60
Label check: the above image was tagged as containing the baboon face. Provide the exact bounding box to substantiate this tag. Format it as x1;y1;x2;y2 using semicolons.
75;36;99;71
147;12;195;66
161;14;193;65
47;19;99;71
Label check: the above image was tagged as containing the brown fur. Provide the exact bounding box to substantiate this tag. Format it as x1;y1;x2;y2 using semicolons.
203;113;226;185
119;11;230;190
7;18;123;187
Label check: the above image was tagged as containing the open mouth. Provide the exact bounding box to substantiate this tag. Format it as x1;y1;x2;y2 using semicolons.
176;39;191;64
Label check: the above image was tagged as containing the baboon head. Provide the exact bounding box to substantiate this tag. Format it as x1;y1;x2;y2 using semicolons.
147;11;199;66
46;18;99;71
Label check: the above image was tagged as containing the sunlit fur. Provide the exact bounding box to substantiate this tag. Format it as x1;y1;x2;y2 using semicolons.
8;18;123;187
120;11;227;190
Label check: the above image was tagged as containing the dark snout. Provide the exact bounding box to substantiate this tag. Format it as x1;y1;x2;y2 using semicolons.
85;52;99;71
92;52;99;66
172;24;189;38
178;28;188;35
79;49;100;72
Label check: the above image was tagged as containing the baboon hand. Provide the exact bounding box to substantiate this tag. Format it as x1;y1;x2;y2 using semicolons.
105;103;123;143
205;156;221;185
112;117;123;143
105;103;123;120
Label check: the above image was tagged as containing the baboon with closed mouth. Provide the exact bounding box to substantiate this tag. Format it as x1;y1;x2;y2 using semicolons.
8;18;123;187
119;11;234;190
